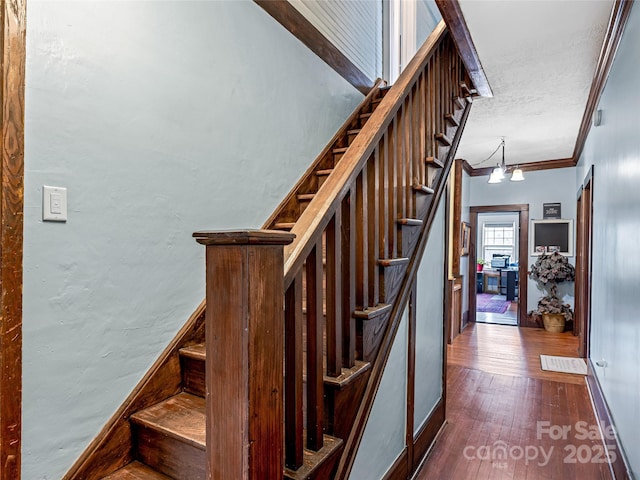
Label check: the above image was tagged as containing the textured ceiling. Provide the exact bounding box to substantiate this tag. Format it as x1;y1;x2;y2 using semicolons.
456;0;614;169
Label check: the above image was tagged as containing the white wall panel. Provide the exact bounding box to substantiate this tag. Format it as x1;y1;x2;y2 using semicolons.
289;0;382;80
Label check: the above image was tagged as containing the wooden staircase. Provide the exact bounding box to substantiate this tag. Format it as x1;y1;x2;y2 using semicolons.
65;21;475;480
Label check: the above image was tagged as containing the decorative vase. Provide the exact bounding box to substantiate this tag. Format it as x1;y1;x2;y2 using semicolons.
542;313;565;333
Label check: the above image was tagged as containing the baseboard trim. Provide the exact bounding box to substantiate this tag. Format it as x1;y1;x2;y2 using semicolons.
382;448;408;480
461;310;469;330
586;359;634;480
381;399;446;480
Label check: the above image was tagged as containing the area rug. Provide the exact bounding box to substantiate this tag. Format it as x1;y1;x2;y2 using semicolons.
476;293;510;314
540;355;587;375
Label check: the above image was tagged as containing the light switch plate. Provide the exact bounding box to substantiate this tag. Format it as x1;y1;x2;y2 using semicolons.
43;186;67;222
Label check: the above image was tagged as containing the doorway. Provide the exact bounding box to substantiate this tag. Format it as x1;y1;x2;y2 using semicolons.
468;205;529;327
575;166;594;357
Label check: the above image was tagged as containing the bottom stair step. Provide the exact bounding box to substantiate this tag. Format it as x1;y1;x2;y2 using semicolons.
131;393;205;480
103;462;171;480
284;434;344;480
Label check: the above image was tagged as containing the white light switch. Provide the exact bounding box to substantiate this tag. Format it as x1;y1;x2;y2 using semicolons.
43;186;67;222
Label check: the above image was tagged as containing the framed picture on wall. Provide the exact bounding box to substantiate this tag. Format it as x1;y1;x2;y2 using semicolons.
461;221;470;256
530;219;574;256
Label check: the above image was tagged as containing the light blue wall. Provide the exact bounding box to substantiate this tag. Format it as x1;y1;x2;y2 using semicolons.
576;3;640;475
23;1;362;477
413;196;446;433
468;167;577;312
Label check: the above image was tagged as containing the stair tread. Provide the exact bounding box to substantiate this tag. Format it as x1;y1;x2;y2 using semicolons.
359;112;372;120
323;360;371;389
378;257;410;267
425;156;444;168
316;169;333;176
353;303;393;320
397;218;423;227
333;147;348;154
179;343;205;361
444;113;460;127
103;462;171;480
298;193;315;201
284;434;343;480
434;132;452;146
347;129;361;135
413;184;435;195
131;393;205;450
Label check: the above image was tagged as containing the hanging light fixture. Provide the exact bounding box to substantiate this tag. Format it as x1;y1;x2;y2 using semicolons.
510;167;525;182
479;137;525;184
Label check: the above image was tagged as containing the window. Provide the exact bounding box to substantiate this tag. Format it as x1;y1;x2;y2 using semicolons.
482;223;515;262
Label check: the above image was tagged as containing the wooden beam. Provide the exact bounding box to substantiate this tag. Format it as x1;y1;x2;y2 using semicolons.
0;0;26;477
573;0;634;163
254;0;374;95
435;0;493;98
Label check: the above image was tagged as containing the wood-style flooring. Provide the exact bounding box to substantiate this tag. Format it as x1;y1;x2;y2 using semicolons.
415;323;612;480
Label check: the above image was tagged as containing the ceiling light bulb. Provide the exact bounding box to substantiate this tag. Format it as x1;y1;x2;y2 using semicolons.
488;171;502;184
510;168;525;182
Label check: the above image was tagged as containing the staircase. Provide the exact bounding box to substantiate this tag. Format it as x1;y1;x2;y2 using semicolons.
65;21;475;480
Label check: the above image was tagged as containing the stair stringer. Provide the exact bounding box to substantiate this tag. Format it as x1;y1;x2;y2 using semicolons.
334;99;473;480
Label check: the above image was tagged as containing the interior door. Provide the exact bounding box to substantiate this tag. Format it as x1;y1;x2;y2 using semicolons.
575;167;594;357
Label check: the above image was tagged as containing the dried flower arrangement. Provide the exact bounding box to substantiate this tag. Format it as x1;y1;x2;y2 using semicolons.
529;252;576;323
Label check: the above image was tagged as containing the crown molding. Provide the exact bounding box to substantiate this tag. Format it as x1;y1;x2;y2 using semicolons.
461;157;576;177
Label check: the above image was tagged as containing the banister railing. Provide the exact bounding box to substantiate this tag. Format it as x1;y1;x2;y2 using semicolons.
280;20;472;471
195;19;473;479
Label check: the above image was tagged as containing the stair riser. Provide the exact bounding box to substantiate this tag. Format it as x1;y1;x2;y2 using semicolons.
357;311;392;362
181;356;205;398
134;425;205;480
324;370;370;440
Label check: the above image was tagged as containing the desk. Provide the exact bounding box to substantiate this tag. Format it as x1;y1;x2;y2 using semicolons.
500;269;519;301
483;271;500;294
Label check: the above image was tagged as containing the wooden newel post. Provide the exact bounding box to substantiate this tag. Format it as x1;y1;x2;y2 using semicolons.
193;230;295;480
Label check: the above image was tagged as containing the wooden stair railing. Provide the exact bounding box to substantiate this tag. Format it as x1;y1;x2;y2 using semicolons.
195;20;473;480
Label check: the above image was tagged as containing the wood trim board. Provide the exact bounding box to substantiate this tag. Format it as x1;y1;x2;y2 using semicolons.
0;0;27;477
586;360;634;480
254;0;374;94
435;0;492;98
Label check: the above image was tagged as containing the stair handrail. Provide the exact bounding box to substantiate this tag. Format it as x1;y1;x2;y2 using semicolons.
283;20;447;288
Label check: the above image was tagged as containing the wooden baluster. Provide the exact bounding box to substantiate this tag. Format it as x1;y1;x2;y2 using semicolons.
326;211;343;377
306;242;324;451
379;133;389;263
367;153;379;306
285;272;304;469
342;188;356;368
194;230;294;480
355;171;369;308
396;108;406;235
419;71;426;186
387;120;398;258
404;94;414;218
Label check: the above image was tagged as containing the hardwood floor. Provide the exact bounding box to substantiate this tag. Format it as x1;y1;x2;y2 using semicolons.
415;323;612;480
